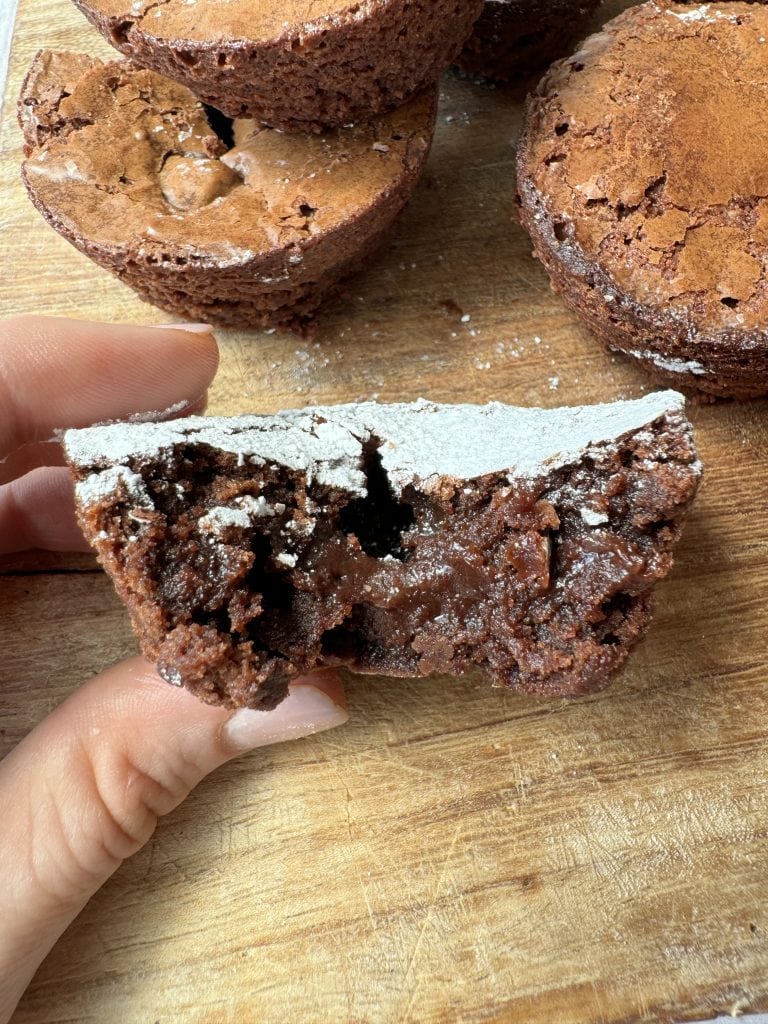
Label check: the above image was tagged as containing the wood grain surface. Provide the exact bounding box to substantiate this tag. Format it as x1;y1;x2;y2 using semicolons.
2;2;768;1022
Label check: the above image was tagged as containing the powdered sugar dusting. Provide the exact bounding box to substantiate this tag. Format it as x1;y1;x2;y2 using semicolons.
627;349;711;376
76;465;152;506
199;506;252;534
666;3;738;25
65;393;689;504
580;507;610;527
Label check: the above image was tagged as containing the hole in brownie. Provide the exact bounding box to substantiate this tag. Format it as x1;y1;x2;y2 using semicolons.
111;20;133;45
646;518;675;538
321;616;361;660
320;605;419;675
553;219;568;242
721;296;739;308
598;591;634;644
338;440;415;560
247;534;295;613
544;153;565;166
643;173;668;210
554;123;569;136
298;203;317;218
177;49;199;67
204;104;235;148
514;30;545;49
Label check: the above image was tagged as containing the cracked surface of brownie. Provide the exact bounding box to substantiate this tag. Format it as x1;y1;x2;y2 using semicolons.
64;395;700;710
18;51;436;331
517;2;768;398
71;0;484;130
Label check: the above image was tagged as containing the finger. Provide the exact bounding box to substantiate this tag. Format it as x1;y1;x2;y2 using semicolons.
0;317;218;459
0;441;64;486
0;392;209;487
0;467;89;555
0;660;346;1022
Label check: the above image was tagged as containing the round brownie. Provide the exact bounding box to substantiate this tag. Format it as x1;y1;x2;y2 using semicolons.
457;0;602;81
71;0;483;131
517;1;768;399
18;51;436;331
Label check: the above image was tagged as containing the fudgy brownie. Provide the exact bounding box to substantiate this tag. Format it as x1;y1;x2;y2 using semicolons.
18;51;436;331
64;394;700;710
517;1;768;399
457;0;602;81
71;0;484;131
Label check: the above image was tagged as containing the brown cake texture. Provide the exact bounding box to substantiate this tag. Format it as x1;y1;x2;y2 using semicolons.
517;1;768;399
71;0;484;131
64;394;700;711
457;0;602;81
18;51;436;331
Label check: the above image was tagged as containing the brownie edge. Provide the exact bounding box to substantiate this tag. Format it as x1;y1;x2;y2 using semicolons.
72;0;484;130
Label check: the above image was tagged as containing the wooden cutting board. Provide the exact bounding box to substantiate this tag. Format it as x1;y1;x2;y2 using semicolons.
2;2;768;1021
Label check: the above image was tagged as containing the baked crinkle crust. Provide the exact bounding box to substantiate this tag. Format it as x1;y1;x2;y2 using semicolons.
63;395;701;711
72;0;484;130
517;1;768;399
18;51;436;331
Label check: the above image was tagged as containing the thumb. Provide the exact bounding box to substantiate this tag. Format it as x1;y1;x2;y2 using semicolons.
0;658;346;1022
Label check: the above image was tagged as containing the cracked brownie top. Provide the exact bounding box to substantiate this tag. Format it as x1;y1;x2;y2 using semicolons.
518;1;768;332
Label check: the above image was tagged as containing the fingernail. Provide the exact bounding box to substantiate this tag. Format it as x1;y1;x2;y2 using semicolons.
154;322;214;334
223;685;348;752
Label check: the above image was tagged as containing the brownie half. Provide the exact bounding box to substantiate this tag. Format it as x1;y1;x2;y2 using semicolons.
71;0;484;131
18;51;436;331
517;1;768;399
63;394;700;711
457;0;602;82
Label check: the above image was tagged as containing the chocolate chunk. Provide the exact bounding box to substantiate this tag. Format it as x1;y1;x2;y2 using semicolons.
71;0;484;130
63;394;701;710
18;51;436;331
517;1;768;399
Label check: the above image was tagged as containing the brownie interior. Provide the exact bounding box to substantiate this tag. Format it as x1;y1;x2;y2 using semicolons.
87;417;696;708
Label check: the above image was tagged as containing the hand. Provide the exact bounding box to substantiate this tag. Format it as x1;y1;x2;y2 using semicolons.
0;316;347;1023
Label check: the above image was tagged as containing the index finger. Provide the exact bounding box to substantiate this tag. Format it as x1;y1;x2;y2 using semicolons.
0;316;219;459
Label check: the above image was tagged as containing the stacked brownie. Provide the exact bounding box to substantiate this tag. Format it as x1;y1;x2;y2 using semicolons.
18;0;485;328
19;51;437;331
